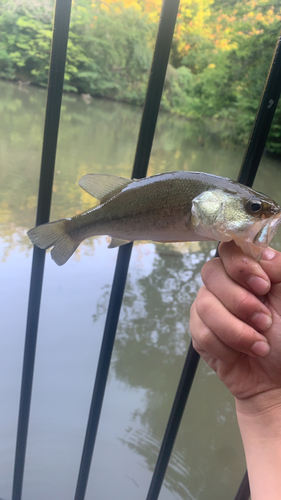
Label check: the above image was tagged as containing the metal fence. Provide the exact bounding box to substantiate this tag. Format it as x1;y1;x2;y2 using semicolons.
9;1;281;499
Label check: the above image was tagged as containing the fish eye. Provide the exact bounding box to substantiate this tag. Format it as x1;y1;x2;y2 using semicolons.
245;199;263;215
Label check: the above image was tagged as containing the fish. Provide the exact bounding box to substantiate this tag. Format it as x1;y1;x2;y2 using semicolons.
27;171;281;265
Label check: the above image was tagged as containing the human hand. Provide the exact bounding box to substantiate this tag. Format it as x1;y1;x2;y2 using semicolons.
190;241;281;411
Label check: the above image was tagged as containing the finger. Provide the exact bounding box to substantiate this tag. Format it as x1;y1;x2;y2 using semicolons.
201;258;272;332
190;302;242;364
260;248;281;314
194;287;271;357
218;241;271;296
261;247;281;283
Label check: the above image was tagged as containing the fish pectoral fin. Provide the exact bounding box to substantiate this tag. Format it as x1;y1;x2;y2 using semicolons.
108;237;132;248
78;174;132;202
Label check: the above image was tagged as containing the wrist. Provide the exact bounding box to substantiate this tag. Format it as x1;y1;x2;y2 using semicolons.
235;389;281;500
235;388;281;438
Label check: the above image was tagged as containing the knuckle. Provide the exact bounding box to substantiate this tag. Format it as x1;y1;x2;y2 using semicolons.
232;292;251;316
227;257;250;279
192;338;206;357
230;323;255;350
199;326;215;350
201;258;221;285
192;338;199;351
190;301;196;319
196;289;214;319
225;254;261;284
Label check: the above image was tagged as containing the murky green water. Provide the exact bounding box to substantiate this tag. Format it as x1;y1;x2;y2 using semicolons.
1;80;281;500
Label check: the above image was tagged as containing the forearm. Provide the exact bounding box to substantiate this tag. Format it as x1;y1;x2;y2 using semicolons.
236;390;281;500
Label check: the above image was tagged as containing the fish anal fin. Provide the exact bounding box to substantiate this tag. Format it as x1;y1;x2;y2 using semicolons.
78;174;132;203
108;237;132;248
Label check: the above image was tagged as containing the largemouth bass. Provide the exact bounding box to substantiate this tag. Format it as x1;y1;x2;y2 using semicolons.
27;171;281;265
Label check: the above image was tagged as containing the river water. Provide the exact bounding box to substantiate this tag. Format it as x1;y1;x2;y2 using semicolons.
1;80;281;500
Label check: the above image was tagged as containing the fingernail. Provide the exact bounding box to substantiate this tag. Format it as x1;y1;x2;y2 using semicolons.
247;276;270;294
262;248;276;261
251;341;271;357
251;312;272;331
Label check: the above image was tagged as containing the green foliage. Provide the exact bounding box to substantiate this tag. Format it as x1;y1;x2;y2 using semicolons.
162;65;201;117
68;1;153;103
0;0;281;153
0;4;53;84
165;0;281;154
0;0;153;102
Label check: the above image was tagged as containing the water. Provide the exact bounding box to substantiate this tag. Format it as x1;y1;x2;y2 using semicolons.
1;80;281;500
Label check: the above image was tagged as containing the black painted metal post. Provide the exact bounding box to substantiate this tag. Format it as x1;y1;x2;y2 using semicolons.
233;32;281;500
11;1;72;499
238;35;281;186
146;343;200;500
234;472;250;500
73;2;180;499
146;32;281;500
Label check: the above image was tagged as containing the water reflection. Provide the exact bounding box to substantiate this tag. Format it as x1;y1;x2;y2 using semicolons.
1;80;280;499
94;243;245;499
113;246;209;499
96;245;206;352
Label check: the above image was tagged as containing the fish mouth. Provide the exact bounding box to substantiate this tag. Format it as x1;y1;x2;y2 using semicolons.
232;213;281;261
253;212;281;247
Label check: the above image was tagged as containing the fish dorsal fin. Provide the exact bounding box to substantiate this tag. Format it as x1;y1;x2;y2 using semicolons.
78;174;132;202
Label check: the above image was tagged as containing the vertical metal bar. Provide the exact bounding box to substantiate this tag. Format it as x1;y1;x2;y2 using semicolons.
131;0;181;180
74;242;133;500
233;33;281;500
146;344;200;500
74;2;180;499
234;472;250;500
146;32;281;500
12;1;72;499
238;34;281;186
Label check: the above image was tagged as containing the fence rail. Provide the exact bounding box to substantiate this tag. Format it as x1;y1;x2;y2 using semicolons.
9;1;281;499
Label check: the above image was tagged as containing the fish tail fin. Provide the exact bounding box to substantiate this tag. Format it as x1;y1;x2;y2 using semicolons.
27;219;79;266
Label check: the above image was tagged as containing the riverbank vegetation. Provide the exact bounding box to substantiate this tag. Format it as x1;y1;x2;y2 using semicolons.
0;0;280;153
